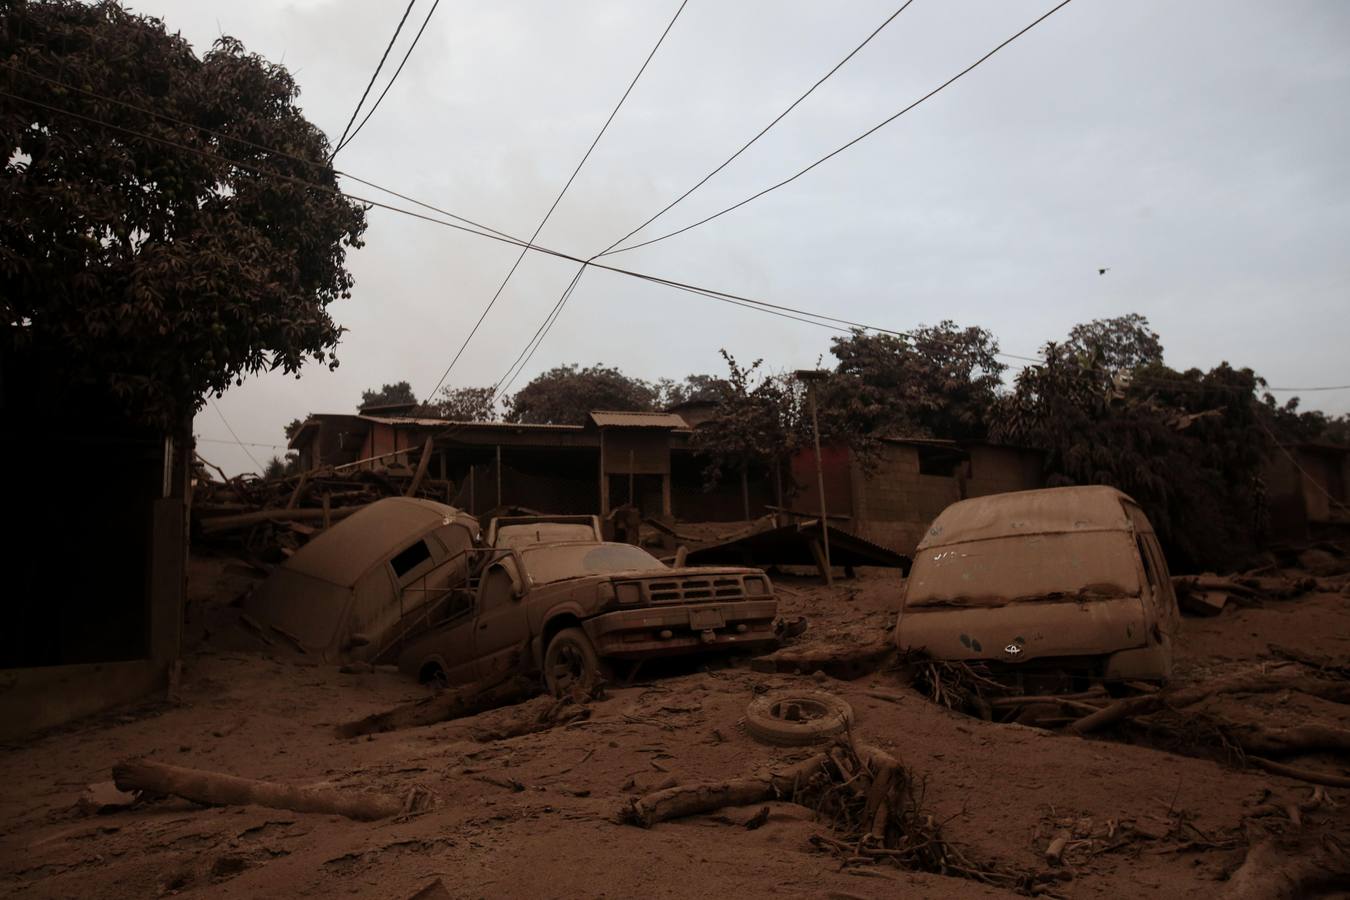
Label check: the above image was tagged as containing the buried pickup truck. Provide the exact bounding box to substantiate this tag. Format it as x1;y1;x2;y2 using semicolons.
895;485;1181;692
399;541;779;694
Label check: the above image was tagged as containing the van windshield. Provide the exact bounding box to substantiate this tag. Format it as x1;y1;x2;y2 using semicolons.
906;531;1141;609
520;543;666;585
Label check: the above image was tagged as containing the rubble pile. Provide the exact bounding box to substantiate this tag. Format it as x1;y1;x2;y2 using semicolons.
192;444;454;562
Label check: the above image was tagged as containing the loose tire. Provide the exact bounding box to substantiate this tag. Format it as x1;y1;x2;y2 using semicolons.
543;627;608;696
744;689;853;746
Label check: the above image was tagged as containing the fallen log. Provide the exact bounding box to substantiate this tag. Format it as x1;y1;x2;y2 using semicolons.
1230;723;1350;757
336;671;538;739
1067;667;1350;735
112;759;402;821
623;753;829;827
1224;838;1350;900
1246;757;1350;789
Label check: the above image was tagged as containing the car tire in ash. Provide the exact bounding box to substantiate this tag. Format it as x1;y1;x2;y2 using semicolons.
744;689;854;746
543;627;610;696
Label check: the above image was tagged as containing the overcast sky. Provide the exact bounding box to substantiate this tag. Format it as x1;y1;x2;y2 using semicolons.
133;0;1349;475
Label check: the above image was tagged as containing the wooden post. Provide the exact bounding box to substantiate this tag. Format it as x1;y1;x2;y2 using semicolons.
662;473;672;518
321;492;331;530
741;465;751;521
628;449;635;507
599;433;609;516
807;382;832;586
468;464;476;514
406;437;435;497
286;471;308;509
495;444;502;508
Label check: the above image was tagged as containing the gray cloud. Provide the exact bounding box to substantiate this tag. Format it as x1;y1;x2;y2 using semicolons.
126;0;1348;473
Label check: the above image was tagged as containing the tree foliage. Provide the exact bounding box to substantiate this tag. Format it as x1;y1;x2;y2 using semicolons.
359;381;417;410
1065;313;1164;375
432;385;499;421
993;344;1270;572
505;364;657;425
691;351;800;487
1;1;368;427
655;373;731;407
815;322;1006;458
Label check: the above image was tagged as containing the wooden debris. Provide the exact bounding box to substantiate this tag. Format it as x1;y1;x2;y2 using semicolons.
1245;757;1350;789
112;759;407;821
335;670;538;739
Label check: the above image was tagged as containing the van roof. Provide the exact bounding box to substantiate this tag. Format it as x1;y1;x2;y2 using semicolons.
284;497;474;587
917;486;1137;550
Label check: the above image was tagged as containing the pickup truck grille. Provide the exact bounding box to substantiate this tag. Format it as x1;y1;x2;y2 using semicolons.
644;576;745;603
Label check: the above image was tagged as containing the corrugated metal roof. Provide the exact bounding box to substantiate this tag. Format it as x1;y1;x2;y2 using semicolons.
589;411;689;429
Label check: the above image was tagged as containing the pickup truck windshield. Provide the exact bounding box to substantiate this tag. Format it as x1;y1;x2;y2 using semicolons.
521;543;665;585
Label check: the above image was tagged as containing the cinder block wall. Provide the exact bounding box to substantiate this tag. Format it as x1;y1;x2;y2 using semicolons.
850;444;961;555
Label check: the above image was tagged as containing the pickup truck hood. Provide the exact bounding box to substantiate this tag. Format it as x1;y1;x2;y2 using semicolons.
895;594;1150;663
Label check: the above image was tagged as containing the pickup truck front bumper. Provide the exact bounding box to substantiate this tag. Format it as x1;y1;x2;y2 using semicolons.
585;599;780;659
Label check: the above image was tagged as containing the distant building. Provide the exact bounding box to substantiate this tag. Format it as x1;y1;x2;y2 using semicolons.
1266;441;1350;540
287;409;1044;553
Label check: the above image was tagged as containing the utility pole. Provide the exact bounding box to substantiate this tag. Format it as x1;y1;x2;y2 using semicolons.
795;369;832;586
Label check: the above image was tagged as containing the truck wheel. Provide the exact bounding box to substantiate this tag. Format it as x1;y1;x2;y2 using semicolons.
744;689;853;746
543;628;609;696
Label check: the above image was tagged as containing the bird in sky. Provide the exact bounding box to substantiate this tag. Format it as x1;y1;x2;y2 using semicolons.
1098;267;1111;275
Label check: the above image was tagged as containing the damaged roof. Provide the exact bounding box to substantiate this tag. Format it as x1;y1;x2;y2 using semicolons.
918;485;1135;550
588;411;689;429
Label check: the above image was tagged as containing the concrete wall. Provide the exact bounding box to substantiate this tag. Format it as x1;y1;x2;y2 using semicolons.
849;443;962;554
965;444;1045;498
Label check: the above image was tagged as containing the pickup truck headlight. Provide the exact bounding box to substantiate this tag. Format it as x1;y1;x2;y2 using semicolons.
744;576;769;596
615;583;642;605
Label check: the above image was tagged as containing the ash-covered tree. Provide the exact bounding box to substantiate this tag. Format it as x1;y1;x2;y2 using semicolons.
818;322;1005;456
1064;313;1164;375
692;352;801;514
433;385;498;421
993;342;1270;572
1262;394;1350;446
359;381;417;410
504;364;657;425
283;418;306;441
1;1;367;427
656;373;731;407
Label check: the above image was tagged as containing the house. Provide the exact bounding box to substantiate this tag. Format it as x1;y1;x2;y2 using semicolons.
286;410;1044;554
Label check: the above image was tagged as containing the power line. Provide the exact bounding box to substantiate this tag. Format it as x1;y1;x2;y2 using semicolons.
331;0;418;158
210;400;264;472
419;0;689;409
336;0;442;155
599;0;918;257
495;1;920;389
196;436;289;449
8;86;1346;400
604;0;1077;257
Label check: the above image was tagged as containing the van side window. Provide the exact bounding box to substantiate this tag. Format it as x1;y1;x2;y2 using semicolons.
391;540;432;579
1135;536;1158;590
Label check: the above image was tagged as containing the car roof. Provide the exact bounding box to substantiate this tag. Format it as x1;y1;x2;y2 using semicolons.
917;485;1138;551
283;497;476;587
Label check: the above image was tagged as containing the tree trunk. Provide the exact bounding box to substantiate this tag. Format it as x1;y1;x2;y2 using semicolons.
625;753;828;827
112;759;402;821
336;672;538;738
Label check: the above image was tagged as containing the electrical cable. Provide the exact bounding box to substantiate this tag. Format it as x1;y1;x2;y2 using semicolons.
331;0;418;158
335;0;441;155
210;400;264;472
418;0;689;410
603;0;1076;257
598;0;918;256
5;87;1345;399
